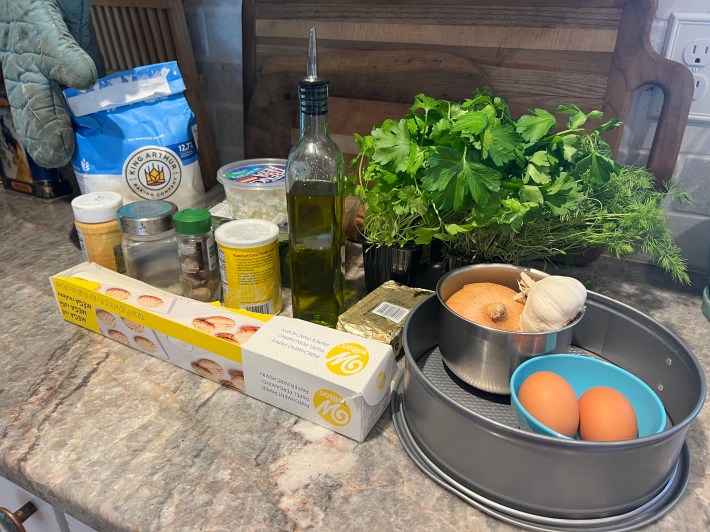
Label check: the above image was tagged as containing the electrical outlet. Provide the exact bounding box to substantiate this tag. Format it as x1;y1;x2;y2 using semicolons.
693;73;708;100
683;39;710;66
648;13;710;124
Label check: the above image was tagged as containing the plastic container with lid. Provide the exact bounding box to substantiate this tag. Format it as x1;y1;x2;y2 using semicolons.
214;219;282;314
217;158;287;225
71;191;125;272
173;208;221;302
118;200;182;294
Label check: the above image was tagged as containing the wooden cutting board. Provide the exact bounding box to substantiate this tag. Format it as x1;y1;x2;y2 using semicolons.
243;0;693;184
245;49;492;164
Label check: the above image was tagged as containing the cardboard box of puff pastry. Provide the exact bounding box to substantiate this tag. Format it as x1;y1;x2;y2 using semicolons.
50;263;396;441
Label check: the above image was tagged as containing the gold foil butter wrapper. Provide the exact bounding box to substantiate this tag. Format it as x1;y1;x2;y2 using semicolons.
337;281;432;357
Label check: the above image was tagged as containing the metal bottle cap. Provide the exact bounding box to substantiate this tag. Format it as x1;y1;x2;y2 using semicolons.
117;200;178;236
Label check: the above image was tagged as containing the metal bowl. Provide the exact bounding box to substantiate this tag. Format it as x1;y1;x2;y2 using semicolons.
436;264;584;394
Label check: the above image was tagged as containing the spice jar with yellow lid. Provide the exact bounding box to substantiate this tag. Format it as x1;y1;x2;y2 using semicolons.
71;191;125;272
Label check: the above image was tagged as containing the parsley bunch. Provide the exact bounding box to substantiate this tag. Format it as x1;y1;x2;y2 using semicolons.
349;89;690;283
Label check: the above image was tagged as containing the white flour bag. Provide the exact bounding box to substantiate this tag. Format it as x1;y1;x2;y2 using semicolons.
64;62;204;209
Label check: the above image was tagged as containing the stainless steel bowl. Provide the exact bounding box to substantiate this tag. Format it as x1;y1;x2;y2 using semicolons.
436;264;583;395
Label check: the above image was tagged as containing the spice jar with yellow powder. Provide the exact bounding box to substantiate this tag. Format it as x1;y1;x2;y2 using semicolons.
71;191;125;272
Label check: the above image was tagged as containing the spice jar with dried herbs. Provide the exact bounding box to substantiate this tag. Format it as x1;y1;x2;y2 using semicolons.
173;208;221;302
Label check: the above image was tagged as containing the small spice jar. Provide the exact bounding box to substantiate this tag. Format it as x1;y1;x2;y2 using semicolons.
173;208;221;302
71;191;125;272
117;200;182;294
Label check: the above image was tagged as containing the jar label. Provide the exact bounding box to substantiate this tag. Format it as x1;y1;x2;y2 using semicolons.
76;227;89;262
207;236;217;271
217;240;282;314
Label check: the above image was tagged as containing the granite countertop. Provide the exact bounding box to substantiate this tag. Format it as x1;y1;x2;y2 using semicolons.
0;189;708;531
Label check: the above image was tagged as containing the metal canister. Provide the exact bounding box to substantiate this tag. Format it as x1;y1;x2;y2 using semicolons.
214;219;282;314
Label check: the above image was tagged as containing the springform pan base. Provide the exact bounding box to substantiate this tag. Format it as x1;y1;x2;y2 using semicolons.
392;370;691;531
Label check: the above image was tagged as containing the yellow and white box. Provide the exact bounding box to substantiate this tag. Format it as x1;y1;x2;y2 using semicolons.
51;262;395;441
241;317;395;440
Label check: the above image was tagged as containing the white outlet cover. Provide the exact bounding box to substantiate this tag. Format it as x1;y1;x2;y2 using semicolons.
648;12;710;124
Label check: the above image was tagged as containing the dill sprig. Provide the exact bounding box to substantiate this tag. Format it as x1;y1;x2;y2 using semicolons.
448;166;691;283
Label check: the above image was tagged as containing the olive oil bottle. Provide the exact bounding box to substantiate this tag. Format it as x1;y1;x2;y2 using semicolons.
286;28;345;327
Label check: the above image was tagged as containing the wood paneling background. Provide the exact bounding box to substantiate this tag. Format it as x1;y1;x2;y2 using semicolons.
243;0;693;184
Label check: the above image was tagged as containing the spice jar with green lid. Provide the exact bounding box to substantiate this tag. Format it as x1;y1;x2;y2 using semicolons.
118;200;182;294
173;208;221;302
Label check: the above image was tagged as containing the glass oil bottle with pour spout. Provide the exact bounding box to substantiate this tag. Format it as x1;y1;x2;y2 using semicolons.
285;27;345;327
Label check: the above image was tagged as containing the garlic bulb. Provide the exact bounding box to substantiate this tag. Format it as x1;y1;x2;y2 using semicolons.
515;273;587;332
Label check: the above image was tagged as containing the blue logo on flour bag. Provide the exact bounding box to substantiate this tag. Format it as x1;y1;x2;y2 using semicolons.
64;62;204;209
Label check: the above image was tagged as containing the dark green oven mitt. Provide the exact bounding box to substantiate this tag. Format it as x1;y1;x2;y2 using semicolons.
0;0;102;168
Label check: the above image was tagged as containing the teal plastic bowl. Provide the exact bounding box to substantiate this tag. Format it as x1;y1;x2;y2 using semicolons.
510;354;667;440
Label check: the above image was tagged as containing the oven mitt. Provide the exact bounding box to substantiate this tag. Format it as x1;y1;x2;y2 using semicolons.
57;0;106;80
0;0;100;168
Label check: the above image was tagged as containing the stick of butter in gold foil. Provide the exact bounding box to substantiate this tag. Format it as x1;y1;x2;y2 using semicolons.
336;281;432;357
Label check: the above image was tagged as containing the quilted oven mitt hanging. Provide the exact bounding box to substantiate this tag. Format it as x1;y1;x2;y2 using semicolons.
0;0;100;168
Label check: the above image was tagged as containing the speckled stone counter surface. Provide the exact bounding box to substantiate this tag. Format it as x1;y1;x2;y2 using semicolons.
0;188;708;531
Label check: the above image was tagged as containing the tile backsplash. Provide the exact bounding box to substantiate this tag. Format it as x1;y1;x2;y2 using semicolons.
184;0;710;277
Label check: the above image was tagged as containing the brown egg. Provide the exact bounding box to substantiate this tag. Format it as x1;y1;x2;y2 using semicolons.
579;386;638;441
518;371;579;437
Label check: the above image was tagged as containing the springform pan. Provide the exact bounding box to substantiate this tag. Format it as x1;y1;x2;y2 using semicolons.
400;292;705;519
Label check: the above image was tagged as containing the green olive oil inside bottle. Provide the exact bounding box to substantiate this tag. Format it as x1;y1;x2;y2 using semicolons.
286;28;345;327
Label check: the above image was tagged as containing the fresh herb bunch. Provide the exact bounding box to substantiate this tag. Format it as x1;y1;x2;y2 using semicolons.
349;89;690;282
447;167;691;283
349;127;439;246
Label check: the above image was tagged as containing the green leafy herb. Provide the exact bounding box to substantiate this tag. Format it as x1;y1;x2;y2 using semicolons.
347;89;690;283
370;118;412;172
516;108;556;143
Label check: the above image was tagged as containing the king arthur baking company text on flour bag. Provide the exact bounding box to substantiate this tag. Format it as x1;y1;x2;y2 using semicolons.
64;62;204;209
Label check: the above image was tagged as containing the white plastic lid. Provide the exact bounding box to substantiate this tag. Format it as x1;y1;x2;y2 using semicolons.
214;219;280;248
71;191;123;224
